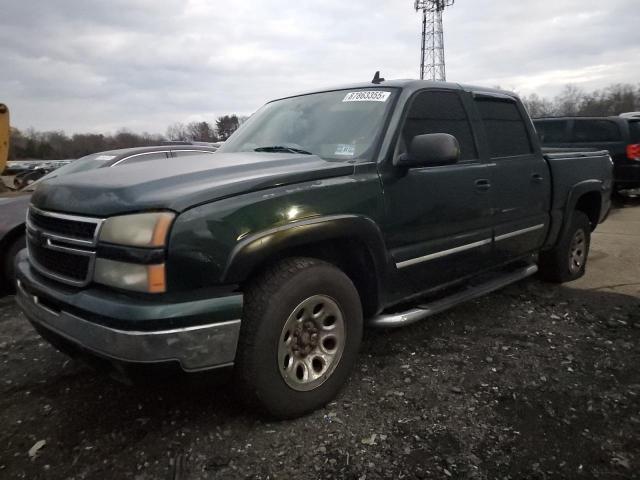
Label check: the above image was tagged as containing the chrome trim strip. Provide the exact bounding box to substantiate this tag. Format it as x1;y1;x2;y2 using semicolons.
170;149;217;155
17;281;241;371
111;150;170;166
44;238;94;256
495;224;545;242
396;238;492;269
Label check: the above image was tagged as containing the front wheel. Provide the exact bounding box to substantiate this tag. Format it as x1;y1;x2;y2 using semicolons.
539;211;591;283
235;257;363;419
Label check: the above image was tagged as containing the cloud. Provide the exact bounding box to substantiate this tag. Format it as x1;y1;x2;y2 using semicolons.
1;0;638;133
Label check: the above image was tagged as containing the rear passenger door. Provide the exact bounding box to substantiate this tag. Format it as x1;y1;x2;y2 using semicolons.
473;94;550;262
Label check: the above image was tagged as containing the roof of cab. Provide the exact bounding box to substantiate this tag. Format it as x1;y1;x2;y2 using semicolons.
273;78;519;102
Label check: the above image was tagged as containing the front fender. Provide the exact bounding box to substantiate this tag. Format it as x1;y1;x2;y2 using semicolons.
222;214;392;285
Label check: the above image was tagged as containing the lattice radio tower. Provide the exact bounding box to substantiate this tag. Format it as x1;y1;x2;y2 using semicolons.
414;0;455;81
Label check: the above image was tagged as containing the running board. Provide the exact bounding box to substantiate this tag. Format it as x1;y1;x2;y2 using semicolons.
369;264;538;328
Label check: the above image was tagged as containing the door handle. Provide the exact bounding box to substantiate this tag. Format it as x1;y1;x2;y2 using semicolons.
531;173;544;183
475;179;491;191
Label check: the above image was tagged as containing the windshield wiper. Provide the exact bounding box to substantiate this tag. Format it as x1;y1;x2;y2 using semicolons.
254;145;313;155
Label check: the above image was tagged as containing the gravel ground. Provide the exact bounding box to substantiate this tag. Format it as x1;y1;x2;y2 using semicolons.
1;275;638;480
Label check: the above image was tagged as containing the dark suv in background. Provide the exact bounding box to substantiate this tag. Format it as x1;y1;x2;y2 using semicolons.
534;116;640;193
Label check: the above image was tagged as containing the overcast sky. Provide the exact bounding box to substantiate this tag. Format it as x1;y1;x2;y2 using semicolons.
1;0;639;134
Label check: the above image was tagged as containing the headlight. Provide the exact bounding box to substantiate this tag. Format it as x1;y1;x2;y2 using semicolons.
94;258;166;293
99;212;175;247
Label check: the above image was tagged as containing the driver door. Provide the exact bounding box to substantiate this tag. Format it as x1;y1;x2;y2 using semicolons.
380;89;494;297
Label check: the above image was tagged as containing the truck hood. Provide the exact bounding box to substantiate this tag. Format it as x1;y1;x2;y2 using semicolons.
30;152;355;216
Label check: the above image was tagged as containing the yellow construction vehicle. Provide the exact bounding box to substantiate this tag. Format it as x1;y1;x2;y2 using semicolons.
0;103;8;175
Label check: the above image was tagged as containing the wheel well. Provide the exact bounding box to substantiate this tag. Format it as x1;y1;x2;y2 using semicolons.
240;238;380;319
0;225;26;259
0;225;26;283
574;191;601;230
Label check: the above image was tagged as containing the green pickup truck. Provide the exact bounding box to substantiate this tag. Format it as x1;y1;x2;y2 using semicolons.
16;79;613;418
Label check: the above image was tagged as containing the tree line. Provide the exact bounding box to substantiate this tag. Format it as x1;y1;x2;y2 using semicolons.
8;114;243;160
521;83;640;118
8;82;640;160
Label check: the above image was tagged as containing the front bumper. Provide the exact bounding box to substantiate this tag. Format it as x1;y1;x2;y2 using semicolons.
15;253;243;372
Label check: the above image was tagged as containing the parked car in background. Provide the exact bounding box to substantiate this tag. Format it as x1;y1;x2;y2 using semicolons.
0;144;218;290
4;159;72;176
534;116;640;193
11;161;74;189
15;79;612;418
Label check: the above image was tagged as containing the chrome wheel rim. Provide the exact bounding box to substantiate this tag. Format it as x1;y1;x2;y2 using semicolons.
277;295;345;392
569;229;586;273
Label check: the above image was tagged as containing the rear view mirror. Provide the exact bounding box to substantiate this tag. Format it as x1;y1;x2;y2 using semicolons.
395;133;460;168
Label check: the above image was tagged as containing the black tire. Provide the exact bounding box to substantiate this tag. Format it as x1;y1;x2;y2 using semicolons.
539;211;591;283
235;257;363;419
3;234;26;292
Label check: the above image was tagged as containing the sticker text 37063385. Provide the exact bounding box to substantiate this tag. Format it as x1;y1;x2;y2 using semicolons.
342;91;391;102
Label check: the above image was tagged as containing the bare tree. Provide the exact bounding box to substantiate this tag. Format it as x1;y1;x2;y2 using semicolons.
186;121;217;142
522;93;555;118
553;85;585;116
166;122;188;141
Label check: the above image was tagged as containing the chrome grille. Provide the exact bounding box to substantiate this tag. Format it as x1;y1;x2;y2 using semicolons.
28;240;91;282
27;207;102;246
26;207;104;286
29;209;97;241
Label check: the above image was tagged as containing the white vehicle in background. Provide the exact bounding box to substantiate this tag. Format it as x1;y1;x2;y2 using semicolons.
620;112;640;119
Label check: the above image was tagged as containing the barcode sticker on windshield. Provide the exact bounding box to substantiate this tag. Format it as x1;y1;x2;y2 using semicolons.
335;144;355;156
343;91;391;102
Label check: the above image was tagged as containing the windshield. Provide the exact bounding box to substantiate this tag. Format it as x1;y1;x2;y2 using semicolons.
219;88;397;161
24;153;113;190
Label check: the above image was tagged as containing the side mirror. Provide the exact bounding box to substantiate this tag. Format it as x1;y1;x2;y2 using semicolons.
395;133;460;168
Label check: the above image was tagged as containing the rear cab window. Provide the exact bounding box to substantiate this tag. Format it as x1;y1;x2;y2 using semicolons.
475;97;533;158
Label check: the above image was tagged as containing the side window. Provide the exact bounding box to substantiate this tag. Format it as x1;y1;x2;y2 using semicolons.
173;150;216;158
572;120;622;142
118;152;169;165
401;90;478;161
475;99;533;158
534;120;570;144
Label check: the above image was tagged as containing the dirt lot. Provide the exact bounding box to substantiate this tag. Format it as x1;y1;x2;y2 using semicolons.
1;201;639;480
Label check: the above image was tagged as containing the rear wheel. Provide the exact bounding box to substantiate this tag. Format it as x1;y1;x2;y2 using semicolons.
235;257;363;419
539;211;591;283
